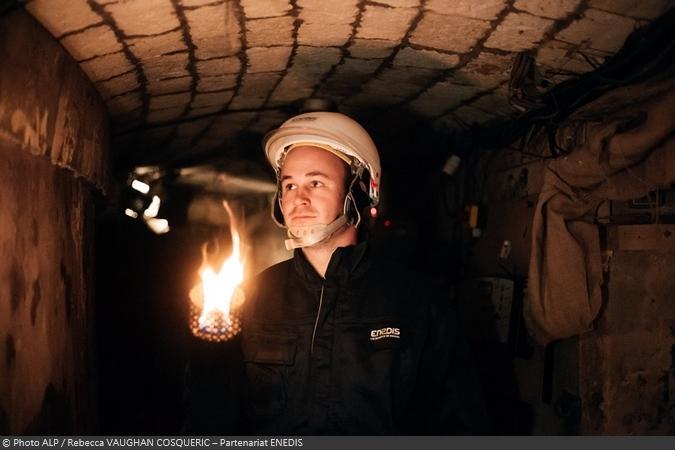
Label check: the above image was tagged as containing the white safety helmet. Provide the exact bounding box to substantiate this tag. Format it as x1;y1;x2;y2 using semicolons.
263;112;381;249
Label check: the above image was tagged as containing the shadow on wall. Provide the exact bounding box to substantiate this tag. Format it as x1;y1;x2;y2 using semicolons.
0;403;7;434
0;383;72;434
22;385;72;435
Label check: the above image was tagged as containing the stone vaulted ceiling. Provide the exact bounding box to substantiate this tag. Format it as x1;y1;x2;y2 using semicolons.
24;0;675;170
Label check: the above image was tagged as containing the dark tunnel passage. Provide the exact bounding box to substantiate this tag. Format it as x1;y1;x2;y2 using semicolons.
2;0;675;438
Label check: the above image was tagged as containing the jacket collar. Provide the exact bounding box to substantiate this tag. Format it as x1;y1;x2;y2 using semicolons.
292;241;370;286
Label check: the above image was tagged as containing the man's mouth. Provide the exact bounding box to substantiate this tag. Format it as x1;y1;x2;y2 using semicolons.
291;215;317;221
289;209;317;220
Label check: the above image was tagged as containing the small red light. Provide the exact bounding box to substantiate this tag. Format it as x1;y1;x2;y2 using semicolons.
384;220;392;228
370;207;377;218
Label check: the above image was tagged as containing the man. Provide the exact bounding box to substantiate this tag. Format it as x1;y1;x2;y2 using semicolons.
239;112;487;435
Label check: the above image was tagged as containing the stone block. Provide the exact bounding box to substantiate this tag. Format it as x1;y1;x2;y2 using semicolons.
432;114;465;133
176;118;212;138
248;114;288;134
393;47;460;69
80;52;135;83
128;30;186;59
194;36;242;61
356;67;440;104
470;94;516;116
426;0;507;20
247;47;293;73
408;81;482;116
357;4;417;41
196;57;241;77
407;95;451;117
247;110;287;129
409;11;489;53
376;0;420;7
277;69;321;91
344;90;405;107
451;104;498;123
229;73;281;109
146;106;186;124
362;75;422;99
484;12;554;52
297;0;358;46
60;25;122;61
149;92;192;111
186;105;224;118
96;72;139;100
298;22;353;47
377;66;439;86
536;39;608;74
348;38;398;58
182;0;222;6
268;76;316;104
186;3;241;59
316;60;379;96
246;16;295;47
556;8;637;53
211;111;257;131
147;76;194;96
589;0;674;19
333;58;382;78
491;83;510;98
292;46;342;75
514;0;581;20
318;88;346;103
144;53;190;82
26;0;102;38
111;110;143;129
459;52;514;89
313;91;345;105
106;92;142;117
241;0;292;18
191;91;235;108
106;0;179;36
197;74;239;92
280;69;322;90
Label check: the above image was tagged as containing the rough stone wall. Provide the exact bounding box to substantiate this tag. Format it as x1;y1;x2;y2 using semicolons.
472;87;675;434
579;245;675;435
0;9;109;434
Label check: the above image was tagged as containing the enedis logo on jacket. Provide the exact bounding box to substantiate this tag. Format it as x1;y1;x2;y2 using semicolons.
370;327;400;340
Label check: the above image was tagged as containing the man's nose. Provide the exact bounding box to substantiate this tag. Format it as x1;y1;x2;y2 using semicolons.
293;187;310;205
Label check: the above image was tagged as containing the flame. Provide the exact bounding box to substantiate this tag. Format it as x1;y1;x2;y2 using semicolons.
190;201;245;342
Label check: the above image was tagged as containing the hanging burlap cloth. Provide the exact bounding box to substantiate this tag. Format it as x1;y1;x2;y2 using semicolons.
526;78;675;344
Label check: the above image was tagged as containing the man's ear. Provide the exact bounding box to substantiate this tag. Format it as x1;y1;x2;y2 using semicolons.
271;193;286;227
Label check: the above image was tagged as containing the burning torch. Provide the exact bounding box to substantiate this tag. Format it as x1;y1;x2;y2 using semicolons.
189;201;246;342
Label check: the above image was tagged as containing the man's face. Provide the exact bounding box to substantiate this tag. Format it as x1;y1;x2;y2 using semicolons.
279;145;348;227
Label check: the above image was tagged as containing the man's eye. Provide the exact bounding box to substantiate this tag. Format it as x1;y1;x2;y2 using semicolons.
310;180;324;188
284;183;296;191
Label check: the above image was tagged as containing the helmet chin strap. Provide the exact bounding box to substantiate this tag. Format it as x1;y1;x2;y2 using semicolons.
285;214;349;250
283;176;361;251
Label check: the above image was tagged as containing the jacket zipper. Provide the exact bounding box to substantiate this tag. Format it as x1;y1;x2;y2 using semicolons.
310;283;325;356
